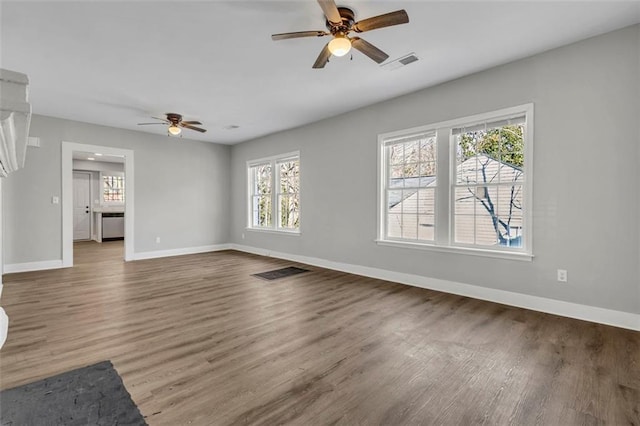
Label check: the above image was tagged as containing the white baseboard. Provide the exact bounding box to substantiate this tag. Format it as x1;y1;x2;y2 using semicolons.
4;259;65;274
230;243;640;331
2;244;232;272
132;244;231;261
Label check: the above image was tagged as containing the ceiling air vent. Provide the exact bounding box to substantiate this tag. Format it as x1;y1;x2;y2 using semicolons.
381;53;419;71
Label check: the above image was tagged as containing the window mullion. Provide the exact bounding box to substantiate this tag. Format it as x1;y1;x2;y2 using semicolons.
271;160;278;229
434;127;451;245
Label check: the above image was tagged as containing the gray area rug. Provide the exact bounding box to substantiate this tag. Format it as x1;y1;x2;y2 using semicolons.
0;360;146;426
252;266;310;281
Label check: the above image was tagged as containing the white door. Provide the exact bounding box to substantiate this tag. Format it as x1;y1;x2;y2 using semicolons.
73;172;91;240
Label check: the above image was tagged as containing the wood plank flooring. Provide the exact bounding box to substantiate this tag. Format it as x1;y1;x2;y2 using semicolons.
1;241;638;425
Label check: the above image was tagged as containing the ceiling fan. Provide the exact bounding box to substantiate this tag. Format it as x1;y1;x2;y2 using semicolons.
271;0;409;69
137;113;206;136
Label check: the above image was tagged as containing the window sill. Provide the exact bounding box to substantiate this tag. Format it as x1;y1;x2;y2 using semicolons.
246;227;301;236
375;239;533;261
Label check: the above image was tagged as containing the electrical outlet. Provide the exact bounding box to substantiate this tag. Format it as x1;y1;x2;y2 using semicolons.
241;233;245;239
557;269;568;282
155;237;161;244
51;196;59;204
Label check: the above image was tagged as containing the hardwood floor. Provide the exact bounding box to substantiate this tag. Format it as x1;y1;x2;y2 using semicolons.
1;241;638;425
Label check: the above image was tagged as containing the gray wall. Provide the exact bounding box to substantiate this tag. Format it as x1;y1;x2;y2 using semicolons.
3;115;231;263
230;25;640;314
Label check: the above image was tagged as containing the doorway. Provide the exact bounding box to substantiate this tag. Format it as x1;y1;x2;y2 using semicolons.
62;142;134;267
72;171;91;240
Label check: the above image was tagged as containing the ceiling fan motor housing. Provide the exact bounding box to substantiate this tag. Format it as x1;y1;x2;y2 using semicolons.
326;7;355;34
166;113;182;124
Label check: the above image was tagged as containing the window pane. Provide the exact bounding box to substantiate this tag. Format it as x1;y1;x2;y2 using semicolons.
401;190;418;214
252;195;271;227
419;162;436;179
389;144;404;165
478;186;497;240
456;146;478;184
454;187;479;244
497;185;523;246
389;165;404;181
279;194;299;229
418;215;434;241
497;161;523;185
253;164;271;195
419;137;436;163
454;215;475;244
497;125;524;169
454;187;477;216
388;190;403;210
279;160;299;194
404;163;420;179
404;141;419;163
417;189;435;215
387;213;403;239
401;214;418;239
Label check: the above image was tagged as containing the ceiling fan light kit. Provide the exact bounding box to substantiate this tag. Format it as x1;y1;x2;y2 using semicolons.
328;33;351;57
167;124;181;136
271;0;409;69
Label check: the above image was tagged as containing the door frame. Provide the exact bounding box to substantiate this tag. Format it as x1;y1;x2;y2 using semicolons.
72;171;92;241
62;142;134;267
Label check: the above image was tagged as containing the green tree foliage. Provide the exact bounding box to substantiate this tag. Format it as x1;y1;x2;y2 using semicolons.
458;125;524;168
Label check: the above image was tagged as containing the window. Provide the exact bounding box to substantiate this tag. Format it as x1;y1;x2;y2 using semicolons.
379;104;533;258
385;132;437;242
248;152;300;232
103;175;125;202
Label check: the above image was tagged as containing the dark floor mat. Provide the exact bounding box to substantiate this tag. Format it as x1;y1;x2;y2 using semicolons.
0;360;147;426
252;266;310;281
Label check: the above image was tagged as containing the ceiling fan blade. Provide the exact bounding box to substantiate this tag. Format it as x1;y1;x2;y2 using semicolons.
353;10;409;33
351;37;389;64
152;116;169;122
181;120;202;125
272;30;328;41
317;0;342;25
312;43;332;69
137;122;166;125
180;123;207;133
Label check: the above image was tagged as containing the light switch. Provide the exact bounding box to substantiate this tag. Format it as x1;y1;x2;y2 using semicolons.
52;196;59;204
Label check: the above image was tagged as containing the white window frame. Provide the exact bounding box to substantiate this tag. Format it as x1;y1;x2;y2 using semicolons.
247;151;300;234
377;104;533;261
380;131;438;244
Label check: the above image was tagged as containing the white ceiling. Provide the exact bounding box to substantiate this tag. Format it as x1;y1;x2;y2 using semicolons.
2;1;639;145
